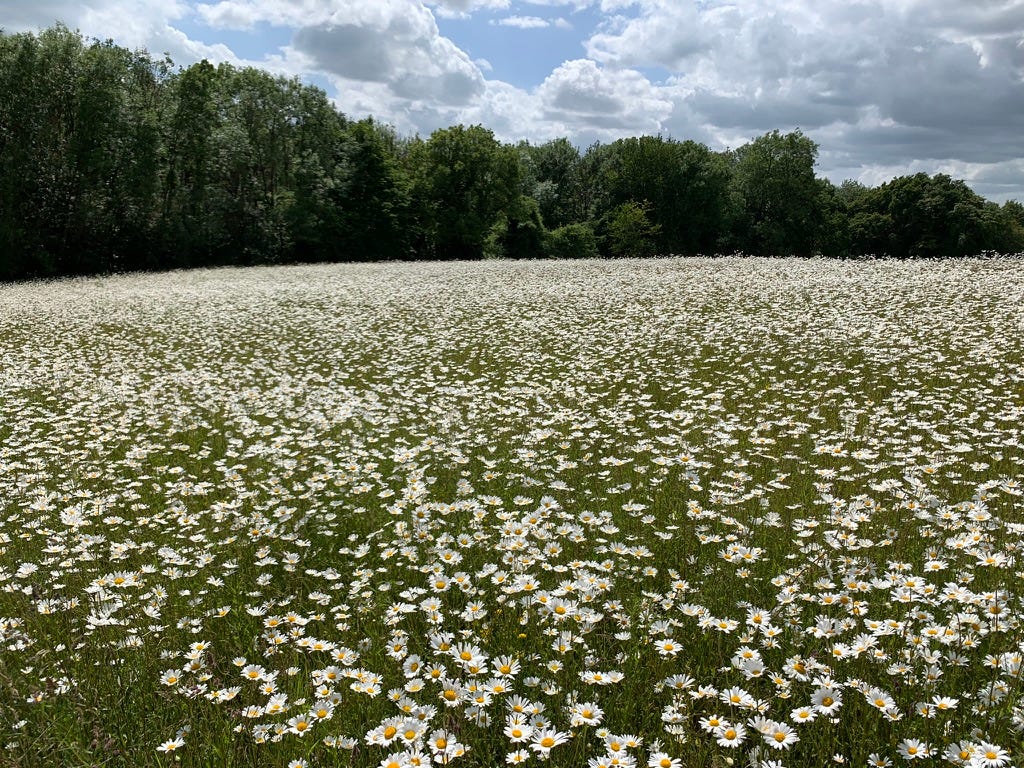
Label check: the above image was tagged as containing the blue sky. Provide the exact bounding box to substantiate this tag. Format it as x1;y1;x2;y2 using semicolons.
2;0;1024;201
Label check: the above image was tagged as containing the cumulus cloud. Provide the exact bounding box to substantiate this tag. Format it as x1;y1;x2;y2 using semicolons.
426;0;510;19
537;59;673;134
586;0;708;68
0;0;238;64
493;15;550;28
291;2;485;107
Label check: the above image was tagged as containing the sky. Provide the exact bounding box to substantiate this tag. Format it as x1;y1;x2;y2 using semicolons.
2;0;1024;202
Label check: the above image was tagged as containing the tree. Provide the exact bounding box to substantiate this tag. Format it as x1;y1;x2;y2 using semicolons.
545;223;599;260
520;138;581;229
731;129;824;256
410;125;521;260
603;200;661;258
331;119;411;261
161;59;222;265
487;195;545;259
848;173;1012;258
598;136;732;255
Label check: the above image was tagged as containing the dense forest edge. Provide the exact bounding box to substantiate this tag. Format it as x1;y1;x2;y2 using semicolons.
2;25;1024;281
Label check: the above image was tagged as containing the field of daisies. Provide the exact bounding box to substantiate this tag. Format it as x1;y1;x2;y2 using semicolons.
1;257;1022;768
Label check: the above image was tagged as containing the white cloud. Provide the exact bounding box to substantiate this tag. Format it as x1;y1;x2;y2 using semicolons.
425;0;510;19
537;59;674;135
289;1;485;107
494;15;549;29
0;0;239;64
587;0;707;68
579;0;1024;175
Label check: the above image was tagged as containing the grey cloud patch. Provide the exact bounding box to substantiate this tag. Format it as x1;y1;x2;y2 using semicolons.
541;109;645;131
391;69;485;105
534;59;673;136
294;25;394;83
0;0;93;31
547;85;623;115
688;89;860;133
290;11;485;107
876;41;1024;135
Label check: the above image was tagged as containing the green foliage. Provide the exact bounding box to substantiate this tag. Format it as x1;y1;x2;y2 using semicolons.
519;138;582;229
596;136;733;255
603;200;661;258
487;195;546;260
545;223;599;260
847;173;1023;258
731;129;824;256
410;124;521;260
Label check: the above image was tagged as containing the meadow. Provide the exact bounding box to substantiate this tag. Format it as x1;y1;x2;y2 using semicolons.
0;257;1022;768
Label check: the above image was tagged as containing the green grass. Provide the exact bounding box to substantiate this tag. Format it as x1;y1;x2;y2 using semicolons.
0;258;1022;768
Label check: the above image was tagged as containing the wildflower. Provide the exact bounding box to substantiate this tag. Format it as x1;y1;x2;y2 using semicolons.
715;723;746;748
699;714;726;733
763;722;799;750
157;736;185;752
530;728;570;756
648;753;680;768
503;721;533;743
897;739;932;760
812;686;842;714
570;702;604;726
972;743;1011;767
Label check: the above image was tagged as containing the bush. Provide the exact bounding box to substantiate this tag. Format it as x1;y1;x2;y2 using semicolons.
545;223;599;259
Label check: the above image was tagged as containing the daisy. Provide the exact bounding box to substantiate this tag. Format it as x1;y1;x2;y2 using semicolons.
530;728;570;756
897;739;931;760
570;702;604;726
972;743;1011;767
157;736;185;753
715;723;747;748
699;714;726;733
503;722;533;743
790;706;817;724
764;722;799;750
812;686;842;714
648;753;681;768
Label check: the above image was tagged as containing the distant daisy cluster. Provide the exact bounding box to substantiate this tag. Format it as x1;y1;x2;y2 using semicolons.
0;258;1022;768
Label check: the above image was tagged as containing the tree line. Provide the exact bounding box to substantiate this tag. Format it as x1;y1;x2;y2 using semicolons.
2;25;1023;281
